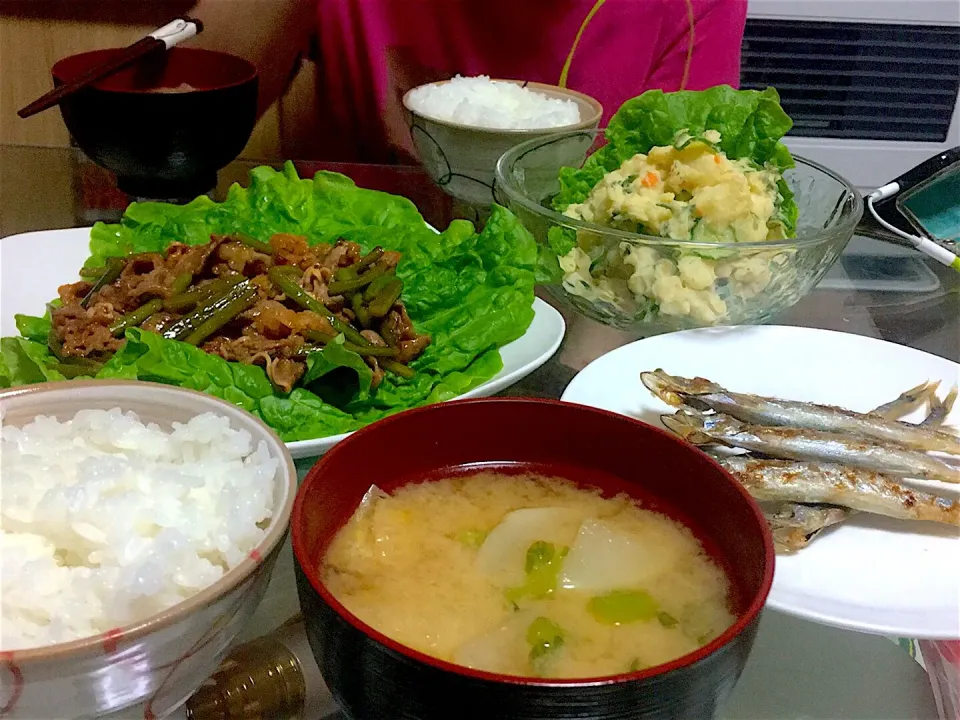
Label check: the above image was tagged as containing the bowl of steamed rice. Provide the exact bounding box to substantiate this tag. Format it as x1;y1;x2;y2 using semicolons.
0;380;296;719
292;397;774;720
403;76;602;207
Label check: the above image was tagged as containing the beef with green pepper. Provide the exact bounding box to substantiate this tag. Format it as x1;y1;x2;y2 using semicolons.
50;233;430;392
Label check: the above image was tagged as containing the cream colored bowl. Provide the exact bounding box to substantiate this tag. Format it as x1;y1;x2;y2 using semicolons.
0;381;297;719
403;79;602;208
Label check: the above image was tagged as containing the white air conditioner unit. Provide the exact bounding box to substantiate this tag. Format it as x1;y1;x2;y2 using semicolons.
745;0;960;193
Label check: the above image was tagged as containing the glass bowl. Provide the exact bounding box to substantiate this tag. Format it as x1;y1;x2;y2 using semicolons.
494;130;863;334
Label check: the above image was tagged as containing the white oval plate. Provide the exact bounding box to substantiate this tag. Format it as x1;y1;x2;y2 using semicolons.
1;227;566;459
561;325;960;639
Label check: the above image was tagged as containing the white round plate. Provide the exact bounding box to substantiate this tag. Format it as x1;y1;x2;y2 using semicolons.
561;325;960;639
1;227;565;459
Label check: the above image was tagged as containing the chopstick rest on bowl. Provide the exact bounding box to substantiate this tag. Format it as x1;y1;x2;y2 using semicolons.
17;16;204;119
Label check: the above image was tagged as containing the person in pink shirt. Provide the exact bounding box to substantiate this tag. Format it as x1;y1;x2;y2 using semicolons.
191;0;747;163
312;0;747;163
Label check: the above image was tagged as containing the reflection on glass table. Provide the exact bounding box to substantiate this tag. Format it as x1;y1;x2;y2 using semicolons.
818;235;942;293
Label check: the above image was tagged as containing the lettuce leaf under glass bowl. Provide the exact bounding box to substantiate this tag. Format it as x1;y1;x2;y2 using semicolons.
0;163;539;442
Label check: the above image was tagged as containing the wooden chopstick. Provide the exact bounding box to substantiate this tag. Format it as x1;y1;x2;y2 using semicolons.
17;16;203;120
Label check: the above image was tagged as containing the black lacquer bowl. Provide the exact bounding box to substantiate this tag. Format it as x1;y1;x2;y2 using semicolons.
52;46;258;200
292;398;775;720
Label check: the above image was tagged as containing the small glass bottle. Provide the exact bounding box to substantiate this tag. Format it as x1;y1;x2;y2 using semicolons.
184;615;338;720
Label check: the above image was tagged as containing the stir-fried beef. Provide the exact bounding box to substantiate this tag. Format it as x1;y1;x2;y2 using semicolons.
51;233;430;392
51;302;124;357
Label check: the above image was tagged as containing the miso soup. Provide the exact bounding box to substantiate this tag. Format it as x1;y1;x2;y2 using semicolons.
321;473;735;679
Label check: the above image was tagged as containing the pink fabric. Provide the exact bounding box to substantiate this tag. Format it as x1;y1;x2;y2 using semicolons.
313;0;747;163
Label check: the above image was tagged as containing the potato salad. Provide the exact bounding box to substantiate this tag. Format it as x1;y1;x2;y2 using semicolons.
558;131;792;325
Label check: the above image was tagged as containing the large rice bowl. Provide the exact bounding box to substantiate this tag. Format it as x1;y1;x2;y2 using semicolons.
0;408;278;651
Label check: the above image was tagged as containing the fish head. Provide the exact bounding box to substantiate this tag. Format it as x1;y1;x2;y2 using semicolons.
772;503;851;529
766;503;852;553
660;409;714;444
641;369;723;407
697;412;746;434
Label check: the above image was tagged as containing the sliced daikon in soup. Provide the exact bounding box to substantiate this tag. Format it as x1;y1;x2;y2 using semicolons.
452;610;537;675
334;485;389;561
561;518;673;592
476;507;583;587
453;611;567;677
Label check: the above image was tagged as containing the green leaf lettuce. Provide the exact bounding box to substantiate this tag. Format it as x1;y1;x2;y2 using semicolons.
3;163;538;442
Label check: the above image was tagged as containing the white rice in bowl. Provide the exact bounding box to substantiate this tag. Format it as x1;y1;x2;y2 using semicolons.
0;408;278;651
406;75;582;130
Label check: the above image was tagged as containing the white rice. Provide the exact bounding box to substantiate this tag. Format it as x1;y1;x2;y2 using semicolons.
0;408;278;651
407;75;582;130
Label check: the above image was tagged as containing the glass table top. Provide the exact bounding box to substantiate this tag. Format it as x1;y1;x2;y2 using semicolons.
1;143;953;720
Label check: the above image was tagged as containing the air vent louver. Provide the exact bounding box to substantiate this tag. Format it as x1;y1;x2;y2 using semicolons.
741;19;960;142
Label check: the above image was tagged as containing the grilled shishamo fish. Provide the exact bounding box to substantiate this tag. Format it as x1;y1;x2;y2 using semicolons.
662;410;960;484
649;373;960;551
764;503;853;553
720;456;960;526
642;370;960;455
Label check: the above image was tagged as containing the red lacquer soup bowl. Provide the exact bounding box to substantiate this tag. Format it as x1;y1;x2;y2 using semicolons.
51;47;258;200
292;398;774;720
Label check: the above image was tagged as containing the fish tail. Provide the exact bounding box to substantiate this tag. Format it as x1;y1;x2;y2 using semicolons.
870;380;938;420
922;385;959;430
